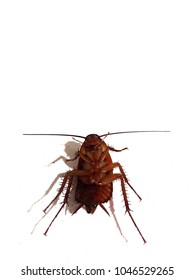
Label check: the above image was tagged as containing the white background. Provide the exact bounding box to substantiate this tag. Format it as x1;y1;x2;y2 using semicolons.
1;1;195;279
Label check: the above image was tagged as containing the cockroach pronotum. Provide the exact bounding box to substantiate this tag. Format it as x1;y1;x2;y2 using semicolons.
23;130;170;243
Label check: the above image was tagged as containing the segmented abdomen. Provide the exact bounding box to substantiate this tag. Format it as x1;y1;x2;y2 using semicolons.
75;179;113;205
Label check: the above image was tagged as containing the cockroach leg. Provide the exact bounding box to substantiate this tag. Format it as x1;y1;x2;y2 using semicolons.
43;176;73;235
43;176;67;213
72;137;83;144
44;203;65;236
101;162;142;201
119;176;146;244
100;171;146;243
99;203;110;216
117;163;142;201
109;146;128;152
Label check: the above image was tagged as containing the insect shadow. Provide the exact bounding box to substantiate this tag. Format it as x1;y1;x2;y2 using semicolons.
28;141;81;232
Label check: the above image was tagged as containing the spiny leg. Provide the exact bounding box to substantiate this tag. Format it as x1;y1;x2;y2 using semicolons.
117;163;142;201
44;203;64;236
100;173;146;243
101;162;142;201
43;176;73;235
43;175;69;213
119;176;146;243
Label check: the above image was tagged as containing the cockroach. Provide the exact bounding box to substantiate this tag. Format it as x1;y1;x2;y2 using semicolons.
23;130;170;243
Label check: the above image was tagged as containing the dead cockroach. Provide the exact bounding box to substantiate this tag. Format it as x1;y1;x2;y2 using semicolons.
24;130;170;243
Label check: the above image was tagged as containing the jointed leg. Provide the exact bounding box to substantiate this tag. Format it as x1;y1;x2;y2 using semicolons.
119;176;146;243
99;203;110;216
100;172;146;243
109;146;128;152
117;163;142;201
101;162;142;200
43;176;74;235
43;175;69;213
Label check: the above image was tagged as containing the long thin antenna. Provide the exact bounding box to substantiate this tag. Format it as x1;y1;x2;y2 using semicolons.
100;130;170;137
23;133;86;139
23;130;170;139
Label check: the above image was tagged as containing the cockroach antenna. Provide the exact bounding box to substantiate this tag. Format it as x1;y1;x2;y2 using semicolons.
23;133;86;139
100;130;170;137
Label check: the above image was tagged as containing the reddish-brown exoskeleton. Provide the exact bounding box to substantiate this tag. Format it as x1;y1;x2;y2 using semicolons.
44;133;145;241
24;130;170;242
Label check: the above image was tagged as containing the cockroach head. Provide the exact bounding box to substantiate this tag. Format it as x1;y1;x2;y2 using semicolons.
84;134;102;151
85;134;101;140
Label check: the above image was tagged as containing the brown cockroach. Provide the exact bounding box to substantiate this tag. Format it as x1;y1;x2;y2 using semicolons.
24;130;170;242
